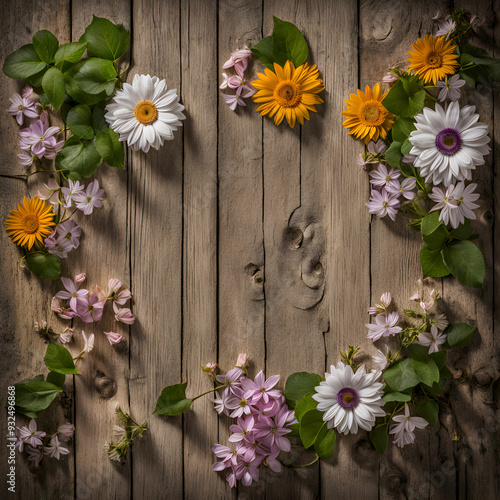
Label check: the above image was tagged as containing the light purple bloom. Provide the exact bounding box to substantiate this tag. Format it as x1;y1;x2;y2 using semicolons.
452;181;480;226
241;371;281;404
27;445;43;467
436;74;466;102
429;185;460;228
369;163;400;189
17;419;46;448
76;294;104;323
365;188;400;221
55;277;88;312
367;139;387;155
56;220;81;249
45;234;75;259
234;454;263;487
61;179;84;208
74;180;104;215
435;18;457;38
366;312;402;341
43;435;70;460
7;92;38;125
222;86;254;111
386;177;417;200
18;119;61;158
229;415;255;444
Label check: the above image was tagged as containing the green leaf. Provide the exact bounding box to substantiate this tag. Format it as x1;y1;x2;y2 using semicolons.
299;409;326;449
421;213;449;250
294;393;318;422
459;44;500;85
314;427;336;460
384;141;402;169
67;104;94;139
382;76;426;117
414;399;439;426
27;252;61;280
384;358;420;392
450;219;473;240
445;323;476;348
284;372;322;408
288;422;300;437
369;425;388;454
412;357;439;387
32;30;59;64
81;15;130;61
14;378;62;413
44;343;80;374
42;66;65;110
392;117;416;143
272;16;308;68
3;44;47;80
54;41;87;73
442;240;485;288
250;36;275;71
74;58;117;95
407;343;430;362
421;377;444;397
95;128;124;169
420;244;450;279
382;391;412;402
430;350;447;370
65;66;108;105
421;211;443;237
154;382;193;416
92;101;107;131
401;138;413;155
58;138;102;178
46;371;66;388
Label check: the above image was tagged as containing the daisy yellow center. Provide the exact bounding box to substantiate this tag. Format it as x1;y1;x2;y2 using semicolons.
426;52;442;68
134;100;158;125
274;81;301;107
342;394;354;404
22;214;39;234
18;105;25;111
382;201;388;207
360;100;385;126
443;136;455;147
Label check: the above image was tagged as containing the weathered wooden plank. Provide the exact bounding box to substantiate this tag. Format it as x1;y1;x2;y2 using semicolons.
128;0;184;498
70;1;132;499
180;0;228;498
0;2;73;498
442;2;499;499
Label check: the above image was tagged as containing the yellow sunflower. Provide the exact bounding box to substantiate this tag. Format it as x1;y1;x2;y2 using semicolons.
342;83;395;143
251;61;324;128
6;196;55;250
408;34;459;84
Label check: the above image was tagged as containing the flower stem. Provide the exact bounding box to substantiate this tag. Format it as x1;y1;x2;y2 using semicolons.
191;385;226;401
293;455;320;468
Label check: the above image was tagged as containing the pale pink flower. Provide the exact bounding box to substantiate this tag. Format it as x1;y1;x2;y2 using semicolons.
224;74;256;96
410;293;421;301
366;188;400;221
61;179;84;208
18;119;61;158
372;344;390;371
43;435;70;460
77;294;104;323
73;180;104;215
452;182;480;226
366;312;402;341
241;371;281;404
55;277;88;312
212;442;245;471
358;153;368;169
216;367;244;394
82;331;94;353
382;71;398;83
419;300;434;312
56;220;81;248
18;152;35;167
367;139;387;155
253;406;293;451
435;18;457;38
202;362;217;375
51;297;76;320
234;454;263;487
7;92;38;125
222;46;253;74
59;327;74;344
226;393;253;418
220;73;230;89
418;325;447;354
429;185;460;228
222;87;254;111
369;292;391;315
213;389;230;415
114;307;135;325
235;353;248;369
37;178;61;206
45;234;75;259
27;445;43;467
436;74;466;102
386;177;417;200
57;423;75;442
369;163;400;189
229;415;255;444
17;419;45;448
389;403;428;448
104;331;123;345
75;273;86;283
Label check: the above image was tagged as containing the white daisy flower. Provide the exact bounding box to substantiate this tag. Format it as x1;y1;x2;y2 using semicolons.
409;102;490;186
312;362;386;435
105;74;185;153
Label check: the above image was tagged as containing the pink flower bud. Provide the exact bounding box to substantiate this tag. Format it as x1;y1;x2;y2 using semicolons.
202;362;217;375
410;293;421;301
75;273;86;283
57;423;75;441
115;308;135;325
236;353;248;368
105;331;123;345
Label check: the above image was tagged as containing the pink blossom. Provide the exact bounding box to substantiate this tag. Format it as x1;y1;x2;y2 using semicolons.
27;445;44;467
57;423;75;442
55;277;88;312
367;139;387;155
7;92;38;125
253;406;293;452
241;371;281;404
43;435;69;460
17;419;46;448
114;307;135;325
56;220;81;249
51;297;77;320
61;179;85;208
59;327;74;344
435;18;456;38
222;87;254;111
368;292;391;315
235;353;248;369
369;163;400;189
76;294;104;323
104;331;123;345
234;454;263;487
226;393;254;418
386;177;417;200
410;293;421;301
419;300;433;312
222;46;253;74
37;178;61;206
365;188;400;221
216;367;244;394
213;389;231;415
75;273;86;283
212;442;245;471
18;119;61;158
229;416;255;444
366;312;402;341
202;362;217;375
45;234;75;259
418;325;447;354
73;180;104;215
18;152;35;167
382;71;398;83
22;85;34;99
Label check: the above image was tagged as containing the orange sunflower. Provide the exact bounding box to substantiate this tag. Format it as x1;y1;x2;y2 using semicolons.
251;61;324;128
342;83;395;143
6;196;55;250
408;34;459;84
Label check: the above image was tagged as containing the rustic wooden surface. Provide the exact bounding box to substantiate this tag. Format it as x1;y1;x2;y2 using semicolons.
0;0;499;498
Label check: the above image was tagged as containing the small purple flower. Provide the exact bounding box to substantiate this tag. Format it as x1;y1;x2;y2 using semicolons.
386;177;417;200
369;163;400;189
76;294;104;323
436;74;466;102
241;370;281;404
365;188;400;221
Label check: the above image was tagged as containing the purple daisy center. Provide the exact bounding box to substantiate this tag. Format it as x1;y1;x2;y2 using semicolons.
336;387;360;409
435;128;462;155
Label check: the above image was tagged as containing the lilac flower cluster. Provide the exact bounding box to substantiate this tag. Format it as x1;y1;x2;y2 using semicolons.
364;140;417;222
51;275;134;345
220;47;256;111
9;419;74;468
210;356;295;488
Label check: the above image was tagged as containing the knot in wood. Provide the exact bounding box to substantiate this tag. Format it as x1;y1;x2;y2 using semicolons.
472;368;493;389
383;467;406;496
94;370;117;399
288;227;303;249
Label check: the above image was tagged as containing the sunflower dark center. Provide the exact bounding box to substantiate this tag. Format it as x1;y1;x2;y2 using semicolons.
22;214;39;234
426;52;442;68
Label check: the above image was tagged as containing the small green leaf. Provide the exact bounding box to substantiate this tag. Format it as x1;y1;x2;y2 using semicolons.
250;36;275;71
420;244;450;279
81;15;130;61
422;221;449;251
59;139;102;178
314;427;336;460
27;252;61;280
95;128;124;169
384;358;420;392
392;117;416;143
382;391;412;402
384;141;402;169
272;16;309;68
421;377;444;397
14;378;62;413
67;104;94;139
414;399;439;426
42;66;66;110
445;323;476;348
46;371;66;388
74;58;117;95
299;409;326;449
450;219;473;240
92;101;107;131
411;357;439;387
407;343;430;362
421;212;442;237
442;240;485;288
54;41;87;73
33;30;59;64
284;372;322;408
44;343;80;375
294;393;318;422
154;382;193;416
65;66;108;105
3;44;47;80
382;76;426;117
401;138;413;155
369;425;388;454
